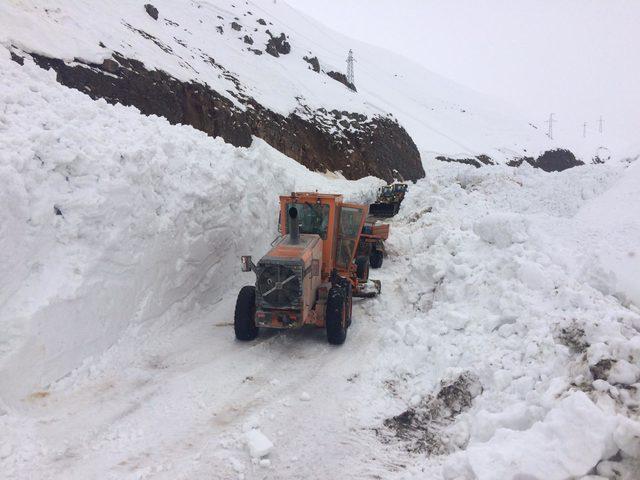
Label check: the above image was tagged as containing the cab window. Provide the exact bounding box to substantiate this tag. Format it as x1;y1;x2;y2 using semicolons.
286;202;330;239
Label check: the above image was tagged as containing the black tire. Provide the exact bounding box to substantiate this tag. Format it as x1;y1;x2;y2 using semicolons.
370;249;384;269
355;256;370;281
326;285;347;345
234;286;258;341
343;280;353;327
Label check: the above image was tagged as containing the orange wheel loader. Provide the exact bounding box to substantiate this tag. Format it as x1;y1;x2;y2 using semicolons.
234;192;381;345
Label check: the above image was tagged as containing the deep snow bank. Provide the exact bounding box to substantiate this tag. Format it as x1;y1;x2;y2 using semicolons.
370;158;640;479
0;48;381;404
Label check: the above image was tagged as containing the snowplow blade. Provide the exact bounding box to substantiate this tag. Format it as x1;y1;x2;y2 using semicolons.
369;202;398;218
354;279;381;298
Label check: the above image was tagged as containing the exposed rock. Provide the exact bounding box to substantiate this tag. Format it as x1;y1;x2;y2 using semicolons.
216;26;223;34
590;359;615;381
506;157;532;168
144;4;159;20
592;146;611;164
231;21;242;31
531;149;583;172
509;149;583;172
436;155;494;168
265;31;290;57
29;53;424;182
257;18;266;25
9;51;24;65
326;71;356;92
248;48;262;56
303;55;320;73
243;35;253;45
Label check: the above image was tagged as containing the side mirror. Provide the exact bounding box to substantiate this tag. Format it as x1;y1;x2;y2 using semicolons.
241;255;255;272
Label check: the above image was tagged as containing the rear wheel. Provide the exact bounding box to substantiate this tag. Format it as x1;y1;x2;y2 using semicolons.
326;285;347;345
234;286;258;341
355;256;370;281
370;249;383;269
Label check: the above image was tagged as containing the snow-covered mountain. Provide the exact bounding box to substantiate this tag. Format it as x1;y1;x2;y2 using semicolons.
2;0;559;180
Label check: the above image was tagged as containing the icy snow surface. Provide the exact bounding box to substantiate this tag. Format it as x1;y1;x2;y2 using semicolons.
2;20;640;480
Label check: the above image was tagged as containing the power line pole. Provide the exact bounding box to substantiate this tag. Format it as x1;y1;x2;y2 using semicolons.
346;49;355;85
598;115;604;134
583;122;587;138
546;113;555;140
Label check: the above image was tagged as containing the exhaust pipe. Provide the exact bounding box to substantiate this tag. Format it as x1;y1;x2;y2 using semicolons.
288;206;300;244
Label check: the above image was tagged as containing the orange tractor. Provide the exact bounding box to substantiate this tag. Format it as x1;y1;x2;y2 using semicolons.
235;192;381;345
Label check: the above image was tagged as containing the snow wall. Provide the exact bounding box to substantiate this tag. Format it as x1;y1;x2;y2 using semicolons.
0;49;381;404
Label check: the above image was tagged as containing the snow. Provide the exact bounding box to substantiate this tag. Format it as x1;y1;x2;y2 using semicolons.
245;429;273;458
1;2;640;480
0;48;380;403
462;391;618;480
0;0;557;163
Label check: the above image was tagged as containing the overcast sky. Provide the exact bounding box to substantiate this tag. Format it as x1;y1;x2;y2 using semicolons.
286;0;640;144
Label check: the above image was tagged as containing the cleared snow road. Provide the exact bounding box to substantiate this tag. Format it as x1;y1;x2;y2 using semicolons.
7;266;411;480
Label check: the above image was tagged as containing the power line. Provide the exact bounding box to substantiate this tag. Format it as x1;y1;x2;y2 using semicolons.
246;0;478;155
546;113;555;140
346;49;355;85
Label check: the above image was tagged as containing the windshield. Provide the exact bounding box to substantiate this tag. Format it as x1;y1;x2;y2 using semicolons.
286;202;330;239
336;206;365;268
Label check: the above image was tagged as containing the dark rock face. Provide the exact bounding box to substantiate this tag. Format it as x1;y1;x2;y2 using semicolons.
303;55;320;73
231;21;242;31
531;149;583;172
508;149;583;172
144;4;159;20
265;31;290;57
10;51;24;65
440;149;582;172
243;35;253;45
436;155;494;168
257;18;266;25
326;71;356;92
27;53;423;181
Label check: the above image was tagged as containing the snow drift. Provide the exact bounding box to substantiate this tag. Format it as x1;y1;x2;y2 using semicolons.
0;47;380;403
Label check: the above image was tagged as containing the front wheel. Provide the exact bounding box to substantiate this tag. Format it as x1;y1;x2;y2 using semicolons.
326;285;347;345
234;286;258;341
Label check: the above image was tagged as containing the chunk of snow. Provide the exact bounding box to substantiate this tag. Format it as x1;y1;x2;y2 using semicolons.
464;391;617;480
613;416;640;457
245;429;273;458
607;360;640;385
473;213;529;248
299;392;311;401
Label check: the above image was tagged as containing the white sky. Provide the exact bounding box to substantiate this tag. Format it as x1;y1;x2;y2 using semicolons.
285;0;640;145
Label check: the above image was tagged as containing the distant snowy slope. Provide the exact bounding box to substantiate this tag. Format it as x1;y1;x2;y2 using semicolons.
573;161;640;306
1;0;554;170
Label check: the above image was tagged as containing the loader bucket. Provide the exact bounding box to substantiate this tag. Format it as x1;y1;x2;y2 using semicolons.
369;202;398;218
